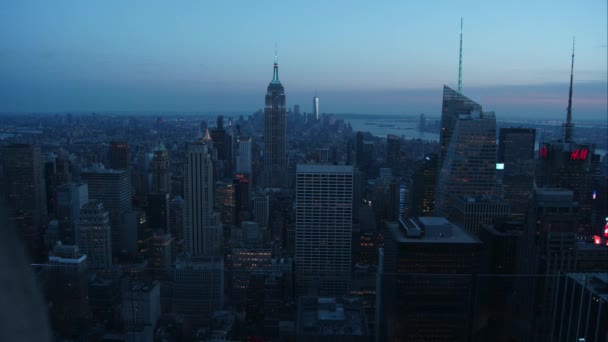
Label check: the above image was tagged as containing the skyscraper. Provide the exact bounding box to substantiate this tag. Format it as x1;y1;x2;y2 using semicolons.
150;144;171;194
47;243;90;337
78;200;112;269
254;194;270;228
438;86;483;166
210;115;234;178
236;136;252;174
215;179;236;225
1;144;48;256
295;164;353;296
498;128;536;219
312;95;319;121
381;217;482;341
108;141;129;170
56;182;89;245
146;192;170;233
435;110;497;217
184;140;223;257
81;166;132;257
121;281;161;340
536;42;601;237
386;134;400;169
173;256;224;324
410;154;438;217
263;56;288;189
516;188;580;339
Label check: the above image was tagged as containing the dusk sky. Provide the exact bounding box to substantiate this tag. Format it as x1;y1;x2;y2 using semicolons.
1;0;606;120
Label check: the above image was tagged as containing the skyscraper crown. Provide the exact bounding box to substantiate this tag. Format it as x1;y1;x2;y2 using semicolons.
271;61;280;84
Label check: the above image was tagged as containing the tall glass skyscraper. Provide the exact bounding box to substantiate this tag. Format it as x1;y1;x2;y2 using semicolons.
263;57;287;189
439;85;483;167
435;110;497;217
312;95;319;121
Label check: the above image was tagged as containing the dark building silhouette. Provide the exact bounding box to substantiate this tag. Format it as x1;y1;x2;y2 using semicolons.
498;128;536;220
385;134;400;169
410;154;438;217
47;243;90;337
81;166;132;258
56;182;89;245
78;200;112;270
263;56;288;189
477;220;524;340
381;217;482;341
552;273;608;341
210;115;234;179
516;188;579;340
1;144;48;258
151;144;171;195
537;141;600;237
355;132;363;157
108;141;129;170
215;179;236;225
147;192;170;233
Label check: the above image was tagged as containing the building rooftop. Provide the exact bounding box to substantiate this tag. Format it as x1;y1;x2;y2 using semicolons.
535;188;576;204
175;255;223;269
81;164;129;174
296;164;353;174
388;217;481;244
297;296;368;337
567;273;608;301
456;194;506;204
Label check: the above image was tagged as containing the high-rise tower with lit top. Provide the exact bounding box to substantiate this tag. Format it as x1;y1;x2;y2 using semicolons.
263;53;288;189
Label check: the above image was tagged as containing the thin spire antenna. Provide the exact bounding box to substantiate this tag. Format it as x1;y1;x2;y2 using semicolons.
271;43;280;84
564;37;575;143
458;17;463;94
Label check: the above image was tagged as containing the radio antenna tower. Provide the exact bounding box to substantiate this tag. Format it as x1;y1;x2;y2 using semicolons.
564;37;575;143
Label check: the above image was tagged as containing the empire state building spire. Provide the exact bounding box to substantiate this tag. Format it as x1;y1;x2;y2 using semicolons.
271;48;280;84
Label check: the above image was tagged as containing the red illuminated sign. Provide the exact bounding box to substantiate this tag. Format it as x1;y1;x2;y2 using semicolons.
570;148;588;161
594;235;602;245
539;146;548;159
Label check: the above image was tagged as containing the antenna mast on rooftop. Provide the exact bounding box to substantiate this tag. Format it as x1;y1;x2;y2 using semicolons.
564;37;575;143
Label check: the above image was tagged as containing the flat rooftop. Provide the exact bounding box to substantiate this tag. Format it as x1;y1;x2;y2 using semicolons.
567;273;608;301
388;217;481;244
297;297;368;337
296;164;353;174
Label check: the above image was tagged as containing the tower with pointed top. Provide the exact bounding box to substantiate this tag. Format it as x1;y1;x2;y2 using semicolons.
537;39;602;238
263;54;288;189
564;37;575;143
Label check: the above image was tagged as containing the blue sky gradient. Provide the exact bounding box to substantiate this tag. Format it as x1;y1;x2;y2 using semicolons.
0;1;606;119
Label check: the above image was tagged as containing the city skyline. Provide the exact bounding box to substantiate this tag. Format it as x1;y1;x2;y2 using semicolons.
0;1;606;119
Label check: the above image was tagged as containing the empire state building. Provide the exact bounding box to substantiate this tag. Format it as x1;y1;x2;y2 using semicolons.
263;56;287;188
